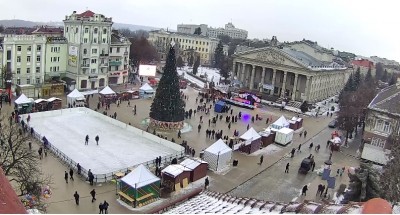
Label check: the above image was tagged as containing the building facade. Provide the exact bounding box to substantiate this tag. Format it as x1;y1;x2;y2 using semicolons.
148;29;219;66
232;40;351;103
177;24;208;36
44;36;68;80
361;84;400;165
63;10;113;90
177;23;248;39
351;59;376;77
108;31;131;85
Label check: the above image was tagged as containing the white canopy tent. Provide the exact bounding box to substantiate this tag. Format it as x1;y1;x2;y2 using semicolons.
240;127;262;141
271;116;290;131
121;164;160;189
67;89;85;106
203;139;232;171
15;94;32;105
99;86;116;95
139;83;155;98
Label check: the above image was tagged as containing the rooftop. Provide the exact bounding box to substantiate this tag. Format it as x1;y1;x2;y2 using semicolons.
150;29;219;41
32;26;63;35
0;167;27;214
368;83;400;116
351;59;375;68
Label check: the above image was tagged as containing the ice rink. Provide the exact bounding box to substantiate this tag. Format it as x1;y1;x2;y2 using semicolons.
26;108;183;176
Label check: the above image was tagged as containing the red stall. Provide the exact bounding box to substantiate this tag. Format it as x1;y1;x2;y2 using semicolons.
161;165;191;192
179;158;208;182
238;127;262;154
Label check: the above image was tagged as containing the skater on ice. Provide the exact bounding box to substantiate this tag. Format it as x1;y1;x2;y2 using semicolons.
95;135;99;145
85;135;89;145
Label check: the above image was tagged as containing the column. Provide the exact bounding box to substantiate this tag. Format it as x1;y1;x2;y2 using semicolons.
305;75;311;101
241;63;246;83
232;60;237;79
280;71;287;97
260;67;266;92
291;73;299;100
249;65;255;90
270;68;276;95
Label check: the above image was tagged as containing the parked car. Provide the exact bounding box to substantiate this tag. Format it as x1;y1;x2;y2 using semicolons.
328;120;338;128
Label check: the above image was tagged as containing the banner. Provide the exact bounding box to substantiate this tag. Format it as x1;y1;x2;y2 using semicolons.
68;46;78;67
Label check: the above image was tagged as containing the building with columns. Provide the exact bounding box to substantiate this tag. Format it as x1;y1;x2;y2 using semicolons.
232;43;351;103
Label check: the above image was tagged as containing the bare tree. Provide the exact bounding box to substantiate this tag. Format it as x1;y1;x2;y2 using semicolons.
129;37;159;71
0;116;51;212
380;133;400;203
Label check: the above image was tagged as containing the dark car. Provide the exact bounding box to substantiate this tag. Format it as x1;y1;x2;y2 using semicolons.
328;120;337;128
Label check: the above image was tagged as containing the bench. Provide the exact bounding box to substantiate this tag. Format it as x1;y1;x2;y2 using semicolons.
118;191;134;204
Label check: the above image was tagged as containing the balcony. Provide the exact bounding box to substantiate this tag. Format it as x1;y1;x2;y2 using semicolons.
101;63;108;67
100;53;109;57
81;64;90;68
109;61;122;66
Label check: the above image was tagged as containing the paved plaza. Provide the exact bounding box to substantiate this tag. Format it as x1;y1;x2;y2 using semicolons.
3;82;361;213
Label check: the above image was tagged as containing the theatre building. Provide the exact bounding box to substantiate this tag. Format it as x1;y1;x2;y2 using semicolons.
232;38;352;104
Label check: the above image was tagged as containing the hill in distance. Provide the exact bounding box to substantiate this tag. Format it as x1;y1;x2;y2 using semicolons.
0;19;159;31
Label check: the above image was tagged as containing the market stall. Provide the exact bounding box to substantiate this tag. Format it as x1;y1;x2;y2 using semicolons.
179;158;208;182
99;86;116;103
238;127;262;154
67;89;85;107
127;90;140;99
14;94;34;114
275;127;294;146
203;139;232;171
34;99;47;112
139;83;155;98
119;164;160;208
47;97;62;110
214;100;227;113
259;129;275;147
161;164;191;192
271;116;290;131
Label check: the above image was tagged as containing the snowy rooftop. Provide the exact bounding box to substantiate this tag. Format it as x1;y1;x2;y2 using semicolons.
23;108;183;179
163;190;390;214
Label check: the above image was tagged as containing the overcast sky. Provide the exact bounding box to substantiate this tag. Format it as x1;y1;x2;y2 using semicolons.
1;0;399;62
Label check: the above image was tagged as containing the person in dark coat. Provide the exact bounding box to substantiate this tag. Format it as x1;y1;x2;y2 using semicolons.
285;163;290;173
90;189;96;202
302;185;308;196
69;168;74;181
85;135;89;145
290;148;296;158
64;171;69;183
103;201;109;214
95;135;99;145
259;155;264;165
28;142;32;150
77;163;81;175
317;184;323;196
99;203;104;214
73;191;79;205
158;156;162;166
178;130;181;138
198;124;202;133
320;185;326;197
304;130;307;138
204;177;209;189
247;124;250;130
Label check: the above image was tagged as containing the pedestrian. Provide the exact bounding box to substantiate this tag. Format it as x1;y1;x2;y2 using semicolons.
28;142;32;150
99;203;104;214
340;167;345;176
304;130;307;138
247;124;250;130
95;135;99;145
320;185;326;197
69;168;74;181
315;144;320;152
330;112;333;118
90;189;96;202
302;185;308;196
77;163;81;175
299;131;303;137
311;161;315;171
228;122;231;130
336;168;340;176
326;140;330;148
178;130;181;138
204;177;209;189
208;119;211;127
285;163;290;173
259;155;264;165
38;148;43;159
103;201;109;214
251;116;255;123
198;124;201;133
85;135;89;145
309;142;313;149
316;184;323;196
128;101;130;107
64;171;68;183
290;148;296;158
73;191;79;205
297;144;302;153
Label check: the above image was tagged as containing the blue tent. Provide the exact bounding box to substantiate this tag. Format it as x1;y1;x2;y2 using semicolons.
214;100;226;113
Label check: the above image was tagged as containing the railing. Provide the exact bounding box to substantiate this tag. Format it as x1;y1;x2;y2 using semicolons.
21;108;184;183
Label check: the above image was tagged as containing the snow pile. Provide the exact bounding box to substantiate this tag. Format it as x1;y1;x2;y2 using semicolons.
249;144;283;156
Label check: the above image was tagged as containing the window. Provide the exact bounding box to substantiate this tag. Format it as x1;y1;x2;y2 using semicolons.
103;38;106;43
27;46;32;51
50;67;53;72
81;80;87;88
375;119;390;133
93;38;97;43
83;49;87;55
92;49;97;54
91;68;96;73
371;137;385;148
84;38;88;43
17;46;21;51
383;121;391;133
109;48;113;53
17;56;21;62
103;28;107;34
17;68;21;74
196;41;198;45
36;56;41;62
85;28;89;33
37;45;41;51
53;57;57;62
117;48;120;53
36;77;40;84
36;67;40;73
17;79;21;85
26;78;30;84
66;27;69;32
58;57;60;62
27;68;30;73
91;59;97;64
206;49;208;52
27;56;31;62
75;27;78;33
94;28;98;34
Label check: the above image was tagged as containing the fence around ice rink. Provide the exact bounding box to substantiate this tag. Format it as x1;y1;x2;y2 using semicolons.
22;107;185;183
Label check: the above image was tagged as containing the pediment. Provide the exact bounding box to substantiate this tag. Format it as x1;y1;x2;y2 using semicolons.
236;48;307;69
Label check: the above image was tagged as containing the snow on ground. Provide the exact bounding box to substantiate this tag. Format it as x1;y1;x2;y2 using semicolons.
309;95;339;116
249;144;283;156
177;66;222;88
26;108;182;176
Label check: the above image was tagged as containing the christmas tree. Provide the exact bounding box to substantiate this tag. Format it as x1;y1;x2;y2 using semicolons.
149;44;185;128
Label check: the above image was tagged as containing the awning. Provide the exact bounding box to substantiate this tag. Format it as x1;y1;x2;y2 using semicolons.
62;77;76;85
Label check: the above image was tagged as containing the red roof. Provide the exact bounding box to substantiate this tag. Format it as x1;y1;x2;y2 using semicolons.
362;198;392;214
32;26;63;35
0;167;27;214
79;10;95;17
352;59;375;68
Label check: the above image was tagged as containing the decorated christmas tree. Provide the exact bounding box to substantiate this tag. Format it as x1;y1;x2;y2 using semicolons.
149;43;185;130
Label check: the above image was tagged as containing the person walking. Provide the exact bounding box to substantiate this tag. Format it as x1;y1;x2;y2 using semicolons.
73;191;80;205
178;130;181;139
103;201;109;214
298;144;302;153
316;184;323;196
77;163;81;175
320;185;326;197
198;124;202;133
90;189;96;202
204;177;209;189
95;135;99;145
28;142;32;150
311;161;316;172
304;130;307;138
247;124;250;130
290;148;296;158
302;185;308;196
259;155;264;165
85;135;89;145
99;203;104;214
285;163;290;173
64;171;69;183
309;142;313;150
69;168;74;181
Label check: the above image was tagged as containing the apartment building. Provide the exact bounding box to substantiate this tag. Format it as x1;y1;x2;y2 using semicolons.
177;23;248;40
148;29;219;66
108;31;131;85
63;10;113;90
